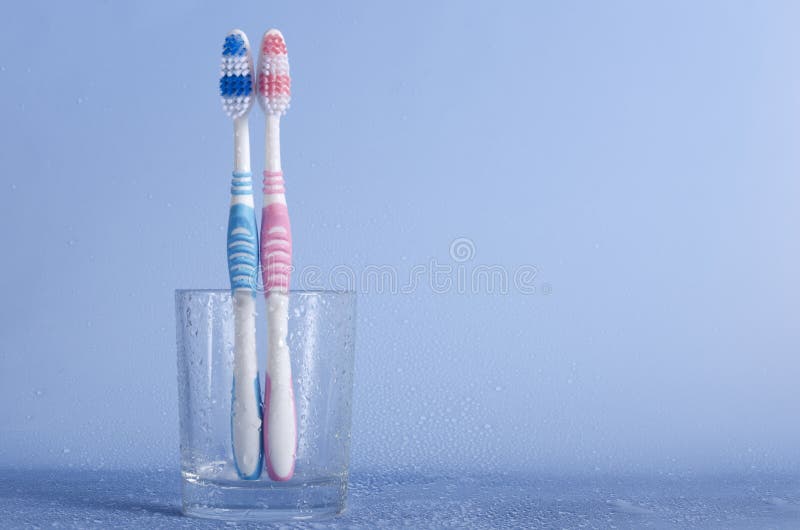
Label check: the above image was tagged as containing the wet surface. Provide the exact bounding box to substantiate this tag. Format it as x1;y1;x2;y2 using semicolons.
1;469;799;528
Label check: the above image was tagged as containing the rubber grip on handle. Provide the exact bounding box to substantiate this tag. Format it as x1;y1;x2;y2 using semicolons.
227;172;259;293
260;171;292;292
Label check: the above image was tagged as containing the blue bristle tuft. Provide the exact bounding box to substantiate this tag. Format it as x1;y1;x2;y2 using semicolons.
223;34;247;57
220;74;253;97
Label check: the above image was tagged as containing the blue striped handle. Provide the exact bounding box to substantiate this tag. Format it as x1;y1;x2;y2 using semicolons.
227;171;259;294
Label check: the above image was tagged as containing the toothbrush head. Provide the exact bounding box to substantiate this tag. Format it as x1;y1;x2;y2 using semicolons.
220;29;254;119
257;29;291;116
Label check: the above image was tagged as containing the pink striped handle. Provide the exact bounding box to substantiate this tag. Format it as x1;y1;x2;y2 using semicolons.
260;171;292;293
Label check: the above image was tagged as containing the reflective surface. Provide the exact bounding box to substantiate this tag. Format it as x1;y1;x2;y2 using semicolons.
1;469;799;529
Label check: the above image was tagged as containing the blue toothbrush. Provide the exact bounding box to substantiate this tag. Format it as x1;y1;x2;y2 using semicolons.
220;29;262;480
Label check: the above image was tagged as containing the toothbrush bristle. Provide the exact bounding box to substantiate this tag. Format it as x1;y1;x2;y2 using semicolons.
220;30;254;119
257;30;291;116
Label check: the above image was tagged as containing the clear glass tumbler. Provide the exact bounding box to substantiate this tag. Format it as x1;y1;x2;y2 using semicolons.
175;289;356;522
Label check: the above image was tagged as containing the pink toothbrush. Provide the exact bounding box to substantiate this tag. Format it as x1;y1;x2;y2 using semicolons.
257;29;296;481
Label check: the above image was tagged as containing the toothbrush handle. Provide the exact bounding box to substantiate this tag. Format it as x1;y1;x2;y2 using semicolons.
260;170;297;481
227;171;263;479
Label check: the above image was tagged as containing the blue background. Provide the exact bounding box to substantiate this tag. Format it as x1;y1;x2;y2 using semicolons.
1;1;799;478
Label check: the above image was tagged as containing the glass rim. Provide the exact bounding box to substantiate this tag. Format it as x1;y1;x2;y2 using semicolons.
174;288;356;296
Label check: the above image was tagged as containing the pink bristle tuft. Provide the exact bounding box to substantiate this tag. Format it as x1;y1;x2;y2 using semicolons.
262;33;287;55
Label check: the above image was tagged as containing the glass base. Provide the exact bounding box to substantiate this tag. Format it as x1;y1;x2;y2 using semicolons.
181;475;347;522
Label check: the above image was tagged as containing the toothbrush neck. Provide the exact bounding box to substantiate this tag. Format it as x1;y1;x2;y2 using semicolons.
233;116;251;173
266;114;282;172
